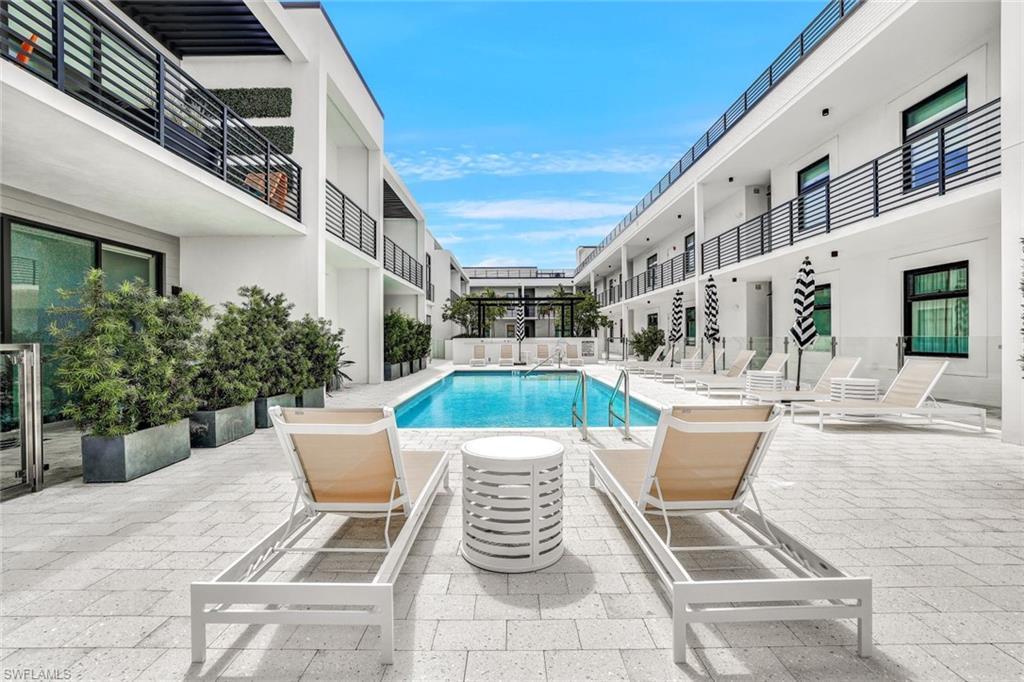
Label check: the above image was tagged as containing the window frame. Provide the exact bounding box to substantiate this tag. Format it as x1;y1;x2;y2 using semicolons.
1;214;165;344
684;306;696;345
901;77;969;192
647;312;658;329
902;260;969;358
796;155;830;233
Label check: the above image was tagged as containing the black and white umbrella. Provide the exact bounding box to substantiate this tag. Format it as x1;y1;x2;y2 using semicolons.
789;257;818;391
668;290;684;367
704;276;721;374
515;304;526;361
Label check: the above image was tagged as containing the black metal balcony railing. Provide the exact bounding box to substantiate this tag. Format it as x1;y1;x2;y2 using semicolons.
701;99;1001;273
463;267;572;279
1;0;302;220
384;236;423;289
325;180;376;259
575;0;861;277
624;252;696;300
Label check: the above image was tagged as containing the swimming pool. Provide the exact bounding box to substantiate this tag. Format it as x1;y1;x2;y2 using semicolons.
394;370;661;429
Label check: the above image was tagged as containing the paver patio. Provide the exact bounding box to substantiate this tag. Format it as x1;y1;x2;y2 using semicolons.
1;362;1021;681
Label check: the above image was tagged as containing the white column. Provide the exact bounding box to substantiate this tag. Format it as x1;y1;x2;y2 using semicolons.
619;246;629;338
1001;0;1023;444
367;147;385;384
693;183;706;339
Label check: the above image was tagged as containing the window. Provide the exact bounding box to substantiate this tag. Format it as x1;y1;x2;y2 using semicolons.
902;78;968;190
797;156;829;232
101;244;158;290
505;323;515;338
685;306;696;345
684;234;695;273
903;261;968;357
645;254;658;289
647;313;658;329
812;284;832;350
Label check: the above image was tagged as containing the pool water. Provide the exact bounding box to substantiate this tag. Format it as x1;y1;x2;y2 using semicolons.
395;371;661;429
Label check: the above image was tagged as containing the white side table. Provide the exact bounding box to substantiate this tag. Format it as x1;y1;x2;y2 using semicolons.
830;377;881;402
461;436;565;573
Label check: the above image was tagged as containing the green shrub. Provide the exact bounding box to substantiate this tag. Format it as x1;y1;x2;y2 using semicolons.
412;321;432;361
194;302;261;411
210;87;292;118
50;269;209;436
630;326;665;361
288;315;345;389
235;286;299;397
383;309;411;364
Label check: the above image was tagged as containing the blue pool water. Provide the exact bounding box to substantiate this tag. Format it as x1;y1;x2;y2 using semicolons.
395;371;661;428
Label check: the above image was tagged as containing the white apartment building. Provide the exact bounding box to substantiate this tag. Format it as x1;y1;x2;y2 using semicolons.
464;267;575;339
569;0;1022;444
424;229;469;346
1;1;442;432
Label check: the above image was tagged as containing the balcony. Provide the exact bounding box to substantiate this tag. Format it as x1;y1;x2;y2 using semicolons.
595;251;696;308
575;0;861;277
701;99;1001;273
325;180;376;259
384;236;424;289
1;0;301;221
464;267;572;279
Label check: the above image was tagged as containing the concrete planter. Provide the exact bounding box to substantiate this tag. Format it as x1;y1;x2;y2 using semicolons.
296;386;326;408
255;392;296;429
82;418;190;483
190;401;255;448
384;362;404;381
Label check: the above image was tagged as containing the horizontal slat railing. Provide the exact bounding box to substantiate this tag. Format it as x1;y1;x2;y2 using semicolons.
575;0;861;277
463;267;572;279
1;0;301;221
384;236;424;289
325;180;376;259
701;99;1001;273
622;251;696;301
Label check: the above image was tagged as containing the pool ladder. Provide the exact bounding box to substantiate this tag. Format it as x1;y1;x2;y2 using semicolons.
571;370;588;441
523;352;556;378
608;368;632;440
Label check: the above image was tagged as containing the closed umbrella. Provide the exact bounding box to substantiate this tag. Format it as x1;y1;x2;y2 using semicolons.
668;290;684;367
704;276;721;375
789;257;818;391
515;303;526;363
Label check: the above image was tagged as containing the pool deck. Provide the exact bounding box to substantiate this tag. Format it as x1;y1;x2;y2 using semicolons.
1;361;1022;681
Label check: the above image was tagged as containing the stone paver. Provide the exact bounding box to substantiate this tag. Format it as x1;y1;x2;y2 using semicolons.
1;361;1020;681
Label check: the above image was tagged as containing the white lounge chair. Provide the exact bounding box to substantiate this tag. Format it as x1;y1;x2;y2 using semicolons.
743;355;861;411
499;344;514;367
469;343;487;367
650;349;723;382
535;343;550;362
191;407;450;665
792;358;987;431
564;343;583;367
589;404;872;664
621;344;665;372
692;351;789;396
671;349;756;389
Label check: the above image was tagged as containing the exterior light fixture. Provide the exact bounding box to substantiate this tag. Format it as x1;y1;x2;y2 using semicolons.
822;107;830;117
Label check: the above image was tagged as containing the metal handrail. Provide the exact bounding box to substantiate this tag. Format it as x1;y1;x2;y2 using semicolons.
523;353;555;378
0;343;43;497
571;370;588;441
608;368;631;440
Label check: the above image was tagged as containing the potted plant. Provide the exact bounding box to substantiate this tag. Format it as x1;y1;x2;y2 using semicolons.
289;315;344;408
415;321;432;370
190;301;260;448
383;309;409;381
630;325;666;361
51;270;208;482
235;286;300;428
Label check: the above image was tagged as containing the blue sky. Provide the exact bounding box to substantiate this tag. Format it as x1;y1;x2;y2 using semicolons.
322;1;826;268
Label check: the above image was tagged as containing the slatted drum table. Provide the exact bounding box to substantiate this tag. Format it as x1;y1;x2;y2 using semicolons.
460;436;565;572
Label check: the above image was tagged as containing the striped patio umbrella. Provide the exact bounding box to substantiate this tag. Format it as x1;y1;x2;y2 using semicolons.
515;304;526;361
704;276;721;374
789;257;818;391
668;290;684;367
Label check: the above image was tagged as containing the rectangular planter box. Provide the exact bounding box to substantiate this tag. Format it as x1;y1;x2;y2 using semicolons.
190;401;255;448
296;386;326;408
82;418;190;483
384;362;404;381
255;392;296;429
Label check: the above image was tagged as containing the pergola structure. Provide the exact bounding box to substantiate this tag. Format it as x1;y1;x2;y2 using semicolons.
463;295;585;338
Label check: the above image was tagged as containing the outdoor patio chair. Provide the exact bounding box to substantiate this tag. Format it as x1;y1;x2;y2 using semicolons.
470;343;487;366
564;343;583;366
791;357;986;431
499;343;515;366
649;349;723;382
742;355;861;412
190;406;450;665
691;351;789;396
535;343;550;362
588;404;872;663
621;344;665;371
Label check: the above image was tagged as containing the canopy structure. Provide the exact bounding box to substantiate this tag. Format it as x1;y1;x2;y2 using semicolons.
463;295;585;338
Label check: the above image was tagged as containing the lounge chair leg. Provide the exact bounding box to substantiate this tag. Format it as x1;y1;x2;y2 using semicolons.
858;595;873;658
380;589;394;665
588;465;595;488
190;591;206;663
672;584;688;664
443;463;452;493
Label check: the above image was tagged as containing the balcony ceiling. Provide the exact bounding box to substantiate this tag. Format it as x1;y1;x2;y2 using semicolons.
114;0;282;58
383;181;416;219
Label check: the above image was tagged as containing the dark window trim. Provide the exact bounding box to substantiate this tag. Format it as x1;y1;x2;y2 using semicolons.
647;312;659;329
1;214;166;343
902;76;968;143
797;155;830;194
796;155;830;232
902;260;969;358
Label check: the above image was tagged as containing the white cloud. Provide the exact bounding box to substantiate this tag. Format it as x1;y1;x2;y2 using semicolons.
432;199;631;221
473;256;523;267
392;149;677;182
